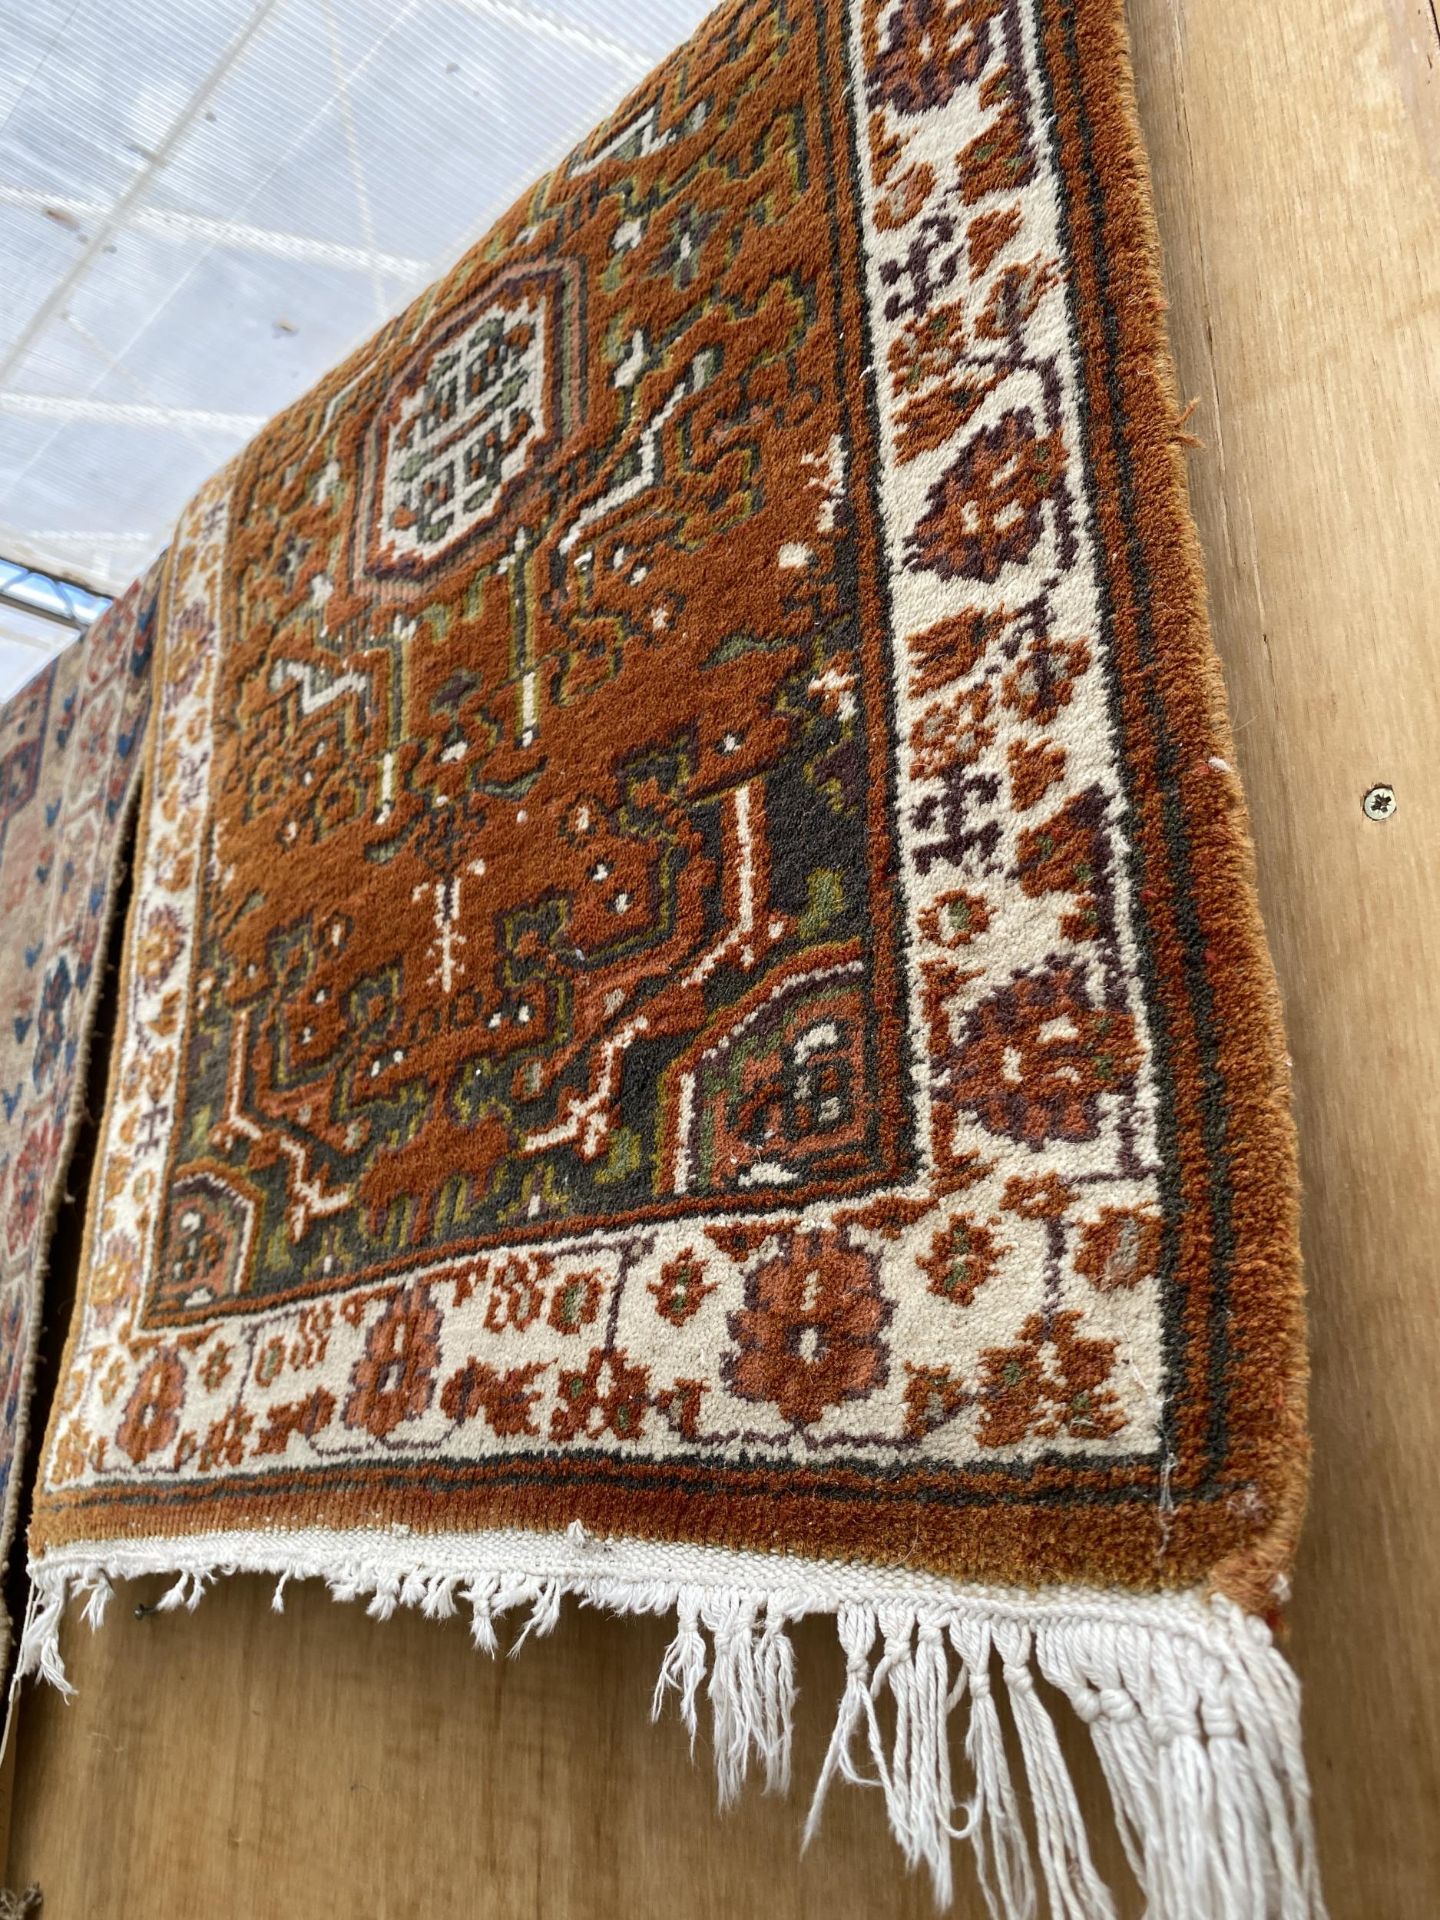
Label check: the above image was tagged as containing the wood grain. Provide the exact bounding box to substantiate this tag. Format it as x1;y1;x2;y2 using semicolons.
5;0;1438;1913
0;1579;1151;1920
1125;0;1440;1912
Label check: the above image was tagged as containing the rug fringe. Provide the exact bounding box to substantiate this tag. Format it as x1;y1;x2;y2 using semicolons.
15;1540;1324;1917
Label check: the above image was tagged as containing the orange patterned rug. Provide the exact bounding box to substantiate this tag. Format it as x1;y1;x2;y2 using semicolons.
21;2;1320;1910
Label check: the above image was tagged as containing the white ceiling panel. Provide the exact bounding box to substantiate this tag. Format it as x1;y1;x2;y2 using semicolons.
0;0;713;649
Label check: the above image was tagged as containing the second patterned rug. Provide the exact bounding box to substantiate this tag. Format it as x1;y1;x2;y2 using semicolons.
21;3;1320;1913
0;563;158;1660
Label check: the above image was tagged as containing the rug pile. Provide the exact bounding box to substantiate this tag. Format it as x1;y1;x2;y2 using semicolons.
17;2;1320;1912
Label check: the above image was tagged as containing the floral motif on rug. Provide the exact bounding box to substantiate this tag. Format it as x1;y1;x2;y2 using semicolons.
24;2;1319;1909
0;561;160;1651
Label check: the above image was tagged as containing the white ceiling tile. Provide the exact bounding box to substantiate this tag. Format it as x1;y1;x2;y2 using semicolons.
0;0;714;594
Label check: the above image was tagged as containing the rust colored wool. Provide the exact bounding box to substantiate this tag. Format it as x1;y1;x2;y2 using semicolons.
25;1;1319;1910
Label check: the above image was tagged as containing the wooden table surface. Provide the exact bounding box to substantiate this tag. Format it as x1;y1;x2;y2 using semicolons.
5;0;1438;1913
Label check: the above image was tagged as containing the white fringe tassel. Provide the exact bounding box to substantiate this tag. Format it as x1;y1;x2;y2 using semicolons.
15;1534;1324;1919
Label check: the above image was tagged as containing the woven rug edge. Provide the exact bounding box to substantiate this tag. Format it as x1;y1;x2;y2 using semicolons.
18;1522;1322;1915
